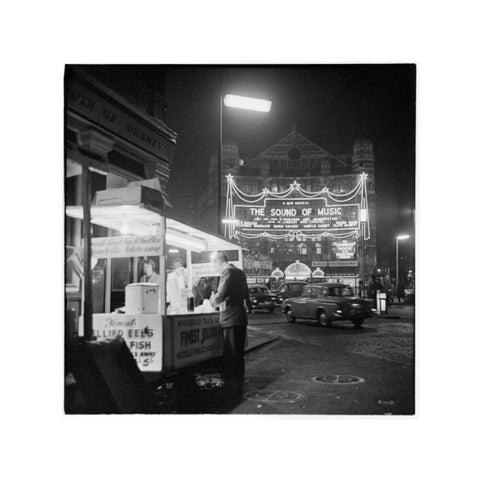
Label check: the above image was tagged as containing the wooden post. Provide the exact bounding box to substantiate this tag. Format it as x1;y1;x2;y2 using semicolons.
82;165;93;339
158;217;167;316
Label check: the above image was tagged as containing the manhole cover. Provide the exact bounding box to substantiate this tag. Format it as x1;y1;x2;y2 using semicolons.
312;375;365;385
244;390;304;403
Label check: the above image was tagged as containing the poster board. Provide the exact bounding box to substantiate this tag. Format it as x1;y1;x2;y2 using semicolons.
92;313;163;372
163;313;222;371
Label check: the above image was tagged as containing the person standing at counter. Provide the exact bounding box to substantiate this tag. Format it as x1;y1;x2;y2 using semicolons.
167;258;189;313
210;252;251;390
139;259;162;284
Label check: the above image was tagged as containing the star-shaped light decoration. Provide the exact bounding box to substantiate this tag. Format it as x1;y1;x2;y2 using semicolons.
226;173;234;182
291;180;300;191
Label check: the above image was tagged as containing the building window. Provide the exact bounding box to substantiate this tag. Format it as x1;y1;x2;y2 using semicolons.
271;181;278;193
315;243;322;254
321;159;330;175
298;243;307;256
288;148;301;160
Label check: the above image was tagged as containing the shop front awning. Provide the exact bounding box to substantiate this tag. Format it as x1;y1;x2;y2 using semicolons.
65;204;242;253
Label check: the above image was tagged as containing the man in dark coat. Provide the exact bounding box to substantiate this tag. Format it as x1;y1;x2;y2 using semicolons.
211;252;251;388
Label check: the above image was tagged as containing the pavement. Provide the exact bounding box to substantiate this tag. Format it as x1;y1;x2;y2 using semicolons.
153;304;415;414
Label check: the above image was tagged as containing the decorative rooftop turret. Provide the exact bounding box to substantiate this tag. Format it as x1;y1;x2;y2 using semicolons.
352;138;375;175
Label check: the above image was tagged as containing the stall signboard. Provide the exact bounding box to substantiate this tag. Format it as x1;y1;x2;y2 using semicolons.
92;313;163;371
166;314;222;370
234;197;359;232
333;241;357;260
91;235;162;258
191;261;241;278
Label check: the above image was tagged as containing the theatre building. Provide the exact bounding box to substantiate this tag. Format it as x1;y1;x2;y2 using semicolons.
194;126;377;285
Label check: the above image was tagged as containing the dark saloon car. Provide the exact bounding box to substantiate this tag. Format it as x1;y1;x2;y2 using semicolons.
248;285;278;313
282;283;376;327
272;281;308;305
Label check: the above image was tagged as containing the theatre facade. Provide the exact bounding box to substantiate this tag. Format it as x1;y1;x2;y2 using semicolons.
194;126;377;286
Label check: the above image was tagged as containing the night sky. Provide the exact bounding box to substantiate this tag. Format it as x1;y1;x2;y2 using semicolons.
164;65;416;264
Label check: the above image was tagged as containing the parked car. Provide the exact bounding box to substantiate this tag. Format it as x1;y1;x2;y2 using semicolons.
271;281;308;305
248;285;279;313
282;283;376;327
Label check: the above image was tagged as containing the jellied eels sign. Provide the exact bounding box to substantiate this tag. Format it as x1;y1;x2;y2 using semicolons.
234;198;360;232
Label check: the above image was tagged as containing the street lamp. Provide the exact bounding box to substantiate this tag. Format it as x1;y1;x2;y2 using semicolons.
396;234;410;299
217;93;272;235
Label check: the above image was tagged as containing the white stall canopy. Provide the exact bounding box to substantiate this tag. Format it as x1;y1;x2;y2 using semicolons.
66;204;241;253
65;183;241;253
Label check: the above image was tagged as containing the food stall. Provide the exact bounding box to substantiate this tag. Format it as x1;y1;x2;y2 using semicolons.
66;180;243;374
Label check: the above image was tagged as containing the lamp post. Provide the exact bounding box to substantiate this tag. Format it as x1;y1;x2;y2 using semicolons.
359;207;368;283
396;234;410;299
217;93;272;235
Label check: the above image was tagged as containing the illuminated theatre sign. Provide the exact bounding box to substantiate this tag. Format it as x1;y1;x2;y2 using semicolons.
236;198;359;232
224;175;371;241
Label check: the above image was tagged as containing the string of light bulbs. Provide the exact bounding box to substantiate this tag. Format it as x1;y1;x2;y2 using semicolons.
224;173;370;241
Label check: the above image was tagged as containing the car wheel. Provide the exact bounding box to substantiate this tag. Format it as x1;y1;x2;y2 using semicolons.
268;307;275;313
318;311;331;327
285;308;296;323
352;318;364;327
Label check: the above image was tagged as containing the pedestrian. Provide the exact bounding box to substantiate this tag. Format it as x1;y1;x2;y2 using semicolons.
210;252;252;392
397;281;405;303
358;280;364;298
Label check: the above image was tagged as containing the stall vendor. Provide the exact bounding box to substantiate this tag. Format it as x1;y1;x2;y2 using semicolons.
167;258;189;313
139;259;162;284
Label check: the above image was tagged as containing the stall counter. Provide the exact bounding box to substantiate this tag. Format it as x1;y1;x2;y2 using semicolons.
93;311;223;373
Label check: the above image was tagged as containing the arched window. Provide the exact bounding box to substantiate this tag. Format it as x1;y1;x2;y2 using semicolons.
298;243;307;256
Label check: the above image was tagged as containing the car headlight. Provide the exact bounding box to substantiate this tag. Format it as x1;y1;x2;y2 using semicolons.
252;299;258;304
336;309;343;314
371;307;377;312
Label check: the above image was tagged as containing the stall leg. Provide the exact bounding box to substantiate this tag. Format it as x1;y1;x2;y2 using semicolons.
82;165;93;340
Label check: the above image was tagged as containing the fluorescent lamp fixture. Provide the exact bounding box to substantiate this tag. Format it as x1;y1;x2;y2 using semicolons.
168;249;179;253
397;234;410;240
165;232;206;252
120;222;130;235
223;94;272;112
360;209;368;222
